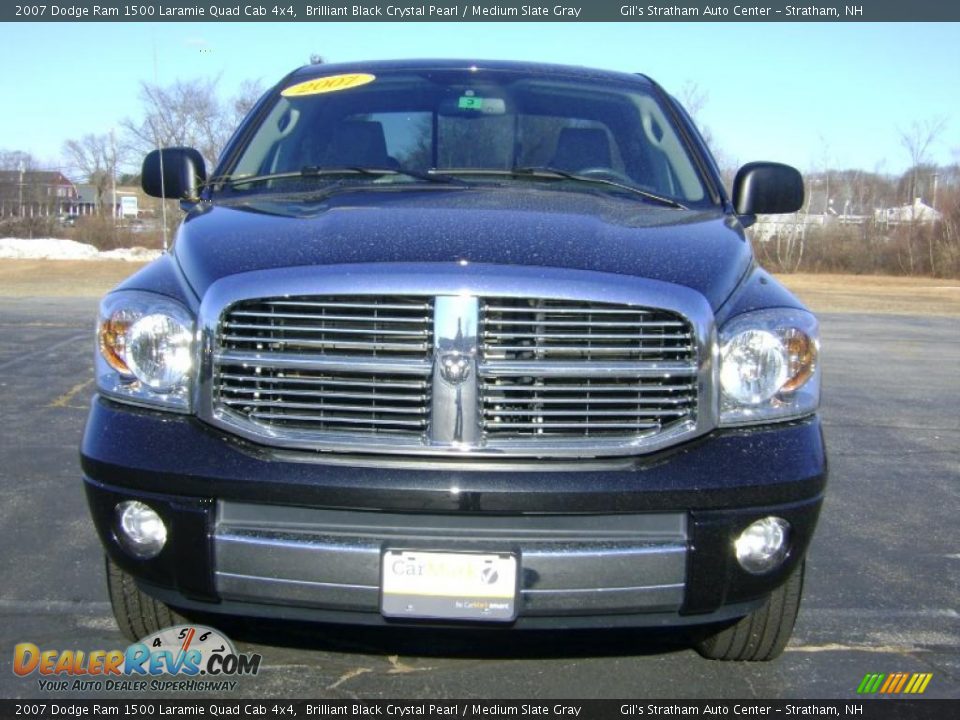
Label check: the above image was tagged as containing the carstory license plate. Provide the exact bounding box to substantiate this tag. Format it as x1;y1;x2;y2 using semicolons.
381;550;518;622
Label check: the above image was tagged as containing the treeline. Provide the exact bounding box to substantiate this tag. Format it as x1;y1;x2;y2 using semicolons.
750;168;960;278
1;73;956;277
0;76;265;216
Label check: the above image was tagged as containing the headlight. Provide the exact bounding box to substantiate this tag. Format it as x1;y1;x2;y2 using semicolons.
96;291;196;412
719;308;820;426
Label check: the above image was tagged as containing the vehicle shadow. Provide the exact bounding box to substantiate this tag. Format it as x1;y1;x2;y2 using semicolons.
190;613;698;661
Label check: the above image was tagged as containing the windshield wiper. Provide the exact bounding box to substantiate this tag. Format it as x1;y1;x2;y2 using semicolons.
210;165;459;190
431;166;687;209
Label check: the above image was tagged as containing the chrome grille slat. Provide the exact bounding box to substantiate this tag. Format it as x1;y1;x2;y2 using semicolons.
224;323;430;337
219;373;428;390
215;350;432;375
490;319;687;328
223;399;428;413
485;409;688;418
486;382;695;393
263;300;432;311
487;422;662;430
482;305;660;315
221;335;431;352
484;396;693;406
477;360;697;377
248;412;427;428
484;331;691;340
229;311;428;323
223;388;428;402
486;345;694;354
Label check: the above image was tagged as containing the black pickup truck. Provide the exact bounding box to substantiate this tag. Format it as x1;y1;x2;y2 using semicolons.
82;59;825;661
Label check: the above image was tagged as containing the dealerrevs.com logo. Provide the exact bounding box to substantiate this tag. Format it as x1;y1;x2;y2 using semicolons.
13;625;261;692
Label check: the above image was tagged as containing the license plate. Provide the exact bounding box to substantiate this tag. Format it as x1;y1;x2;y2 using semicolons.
381;550;518;622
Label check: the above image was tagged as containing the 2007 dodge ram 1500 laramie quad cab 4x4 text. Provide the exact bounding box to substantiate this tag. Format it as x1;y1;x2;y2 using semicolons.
82;59;825;661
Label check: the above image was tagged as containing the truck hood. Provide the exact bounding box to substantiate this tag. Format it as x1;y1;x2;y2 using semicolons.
174;187;751;310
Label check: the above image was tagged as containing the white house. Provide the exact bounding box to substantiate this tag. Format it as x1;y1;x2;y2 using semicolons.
874;198;942;227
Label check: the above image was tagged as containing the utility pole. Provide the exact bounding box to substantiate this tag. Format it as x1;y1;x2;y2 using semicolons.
152;37;169;252
18;160;24;217
111;128;118;225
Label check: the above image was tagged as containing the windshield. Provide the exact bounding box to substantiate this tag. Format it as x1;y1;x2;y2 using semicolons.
218;68;712;205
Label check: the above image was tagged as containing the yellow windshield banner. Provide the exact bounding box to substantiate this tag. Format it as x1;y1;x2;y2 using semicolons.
281;73;376;97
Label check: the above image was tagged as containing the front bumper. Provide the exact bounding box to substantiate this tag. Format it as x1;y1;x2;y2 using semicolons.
82;396;826;628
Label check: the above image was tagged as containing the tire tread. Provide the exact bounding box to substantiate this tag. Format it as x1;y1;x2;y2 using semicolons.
105;556;185;642
695;561;805;662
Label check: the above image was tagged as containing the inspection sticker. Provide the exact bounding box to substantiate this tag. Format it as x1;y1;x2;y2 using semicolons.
281;73;376;97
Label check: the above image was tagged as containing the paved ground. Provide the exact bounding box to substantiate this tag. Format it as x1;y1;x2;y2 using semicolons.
0;297;957;700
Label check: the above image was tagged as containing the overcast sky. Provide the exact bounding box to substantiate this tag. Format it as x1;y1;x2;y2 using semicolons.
2;21;958;175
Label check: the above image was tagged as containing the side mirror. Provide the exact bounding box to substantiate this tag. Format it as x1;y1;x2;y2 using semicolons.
142;147;207;200
732;162;804;215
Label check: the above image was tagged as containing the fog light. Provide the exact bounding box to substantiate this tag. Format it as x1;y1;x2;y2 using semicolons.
115;501;167;559
735;516;790;574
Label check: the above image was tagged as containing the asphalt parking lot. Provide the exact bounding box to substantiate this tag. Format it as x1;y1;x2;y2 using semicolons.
0;296;957;700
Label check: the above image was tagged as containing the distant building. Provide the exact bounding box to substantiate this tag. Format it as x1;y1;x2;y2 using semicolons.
874;198;942;227
75;184;151;219
0;170;78;218
750;189;869;243
750;189;942;243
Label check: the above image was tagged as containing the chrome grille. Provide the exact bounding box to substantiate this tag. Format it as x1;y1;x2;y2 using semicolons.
220;296;432;358
480;298;697;439
206;281;706;456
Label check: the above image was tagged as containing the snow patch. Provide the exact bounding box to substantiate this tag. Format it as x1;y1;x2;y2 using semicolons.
0;238;161;262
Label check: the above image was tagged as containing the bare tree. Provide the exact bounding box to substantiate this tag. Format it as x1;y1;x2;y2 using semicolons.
121;77;228;170
677;81;712;146
62;133;116;215
675;80;740;186
900;117;947;202
899;117;947;273
121;77;268;172
0;149;38;171
230;78;267;128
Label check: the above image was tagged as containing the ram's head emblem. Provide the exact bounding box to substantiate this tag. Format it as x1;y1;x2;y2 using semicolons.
439;351;472;385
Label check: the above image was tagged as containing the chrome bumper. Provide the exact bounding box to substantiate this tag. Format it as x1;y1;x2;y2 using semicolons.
214;502;687;617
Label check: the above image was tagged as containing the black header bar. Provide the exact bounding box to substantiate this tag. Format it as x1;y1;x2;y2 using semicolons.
3;1;959;22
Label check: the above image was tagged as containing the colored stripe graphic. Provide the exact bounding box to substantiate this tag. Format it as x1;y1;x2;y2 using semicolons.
858;672;932;694
857;673;884;694
893;673;909;693
906;673;933;694
879;674;897;693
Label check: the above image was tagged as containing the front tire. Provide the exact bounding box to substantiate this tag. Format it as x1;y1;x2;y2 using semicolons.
695;561;805;661
105;556;187;642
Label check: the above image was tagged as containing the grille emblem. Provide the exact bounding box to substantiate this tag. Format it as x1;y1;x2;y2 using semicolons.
431;296;480;446
439;351;472;385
